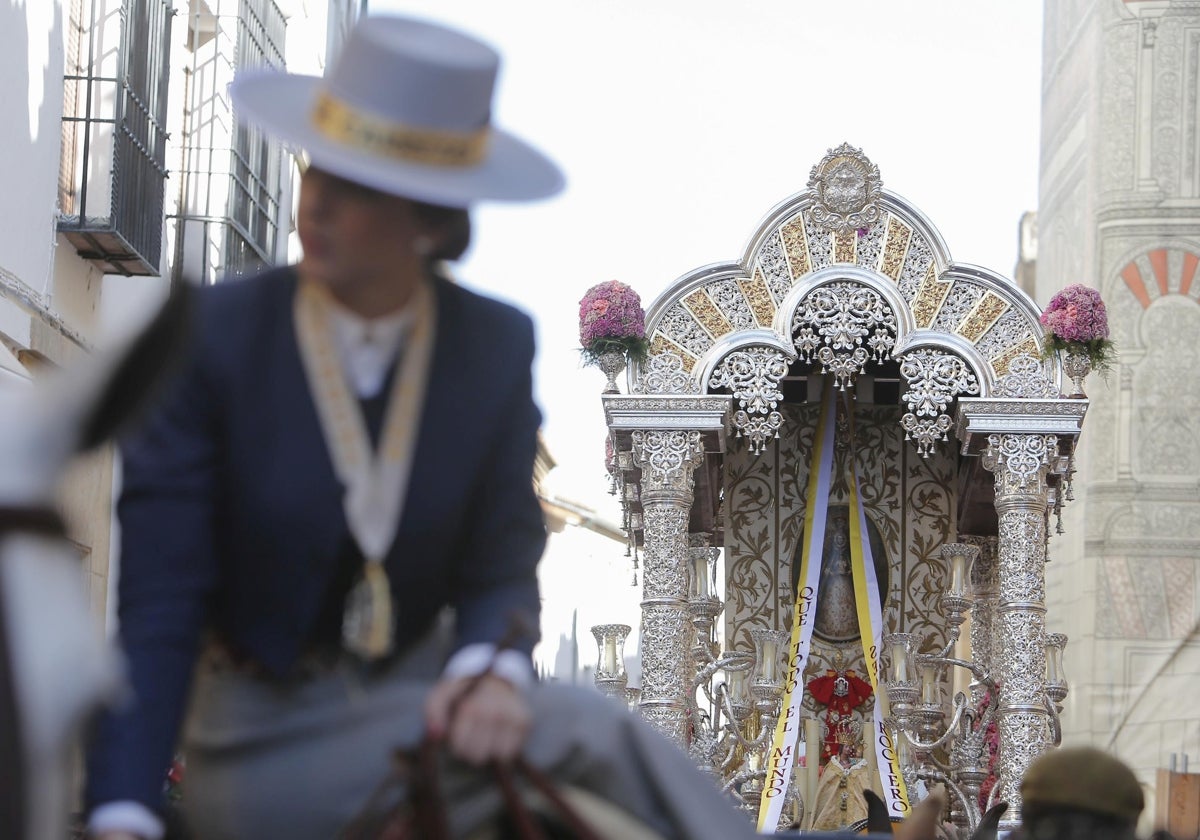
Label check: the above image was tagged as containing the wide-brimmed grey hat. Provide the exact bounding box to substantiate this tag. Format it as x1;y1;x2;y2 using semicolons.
230;14;564;208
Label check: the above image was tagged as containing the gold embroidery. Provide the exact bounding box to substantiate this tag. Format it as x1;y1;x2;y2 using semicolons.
781;215;811;279
990;337;1040;376
684;289;733;339
957;292;1010;343
878;216;912;281
910;265;952;329
739;269;777;327
312;91;489;167
833;230;857;264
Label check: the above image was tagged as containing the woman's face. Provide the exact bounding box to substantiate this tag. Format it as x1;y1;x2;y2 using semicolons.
296;167;429;301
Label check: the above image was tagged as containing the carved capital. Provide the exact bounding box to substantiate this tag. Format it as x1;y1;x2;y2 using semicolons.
631;429;705;494
981;433;1059;501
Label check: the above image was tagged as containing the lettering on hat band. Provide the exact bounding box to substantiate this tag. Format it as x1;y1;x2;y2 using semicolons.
311;91;489;167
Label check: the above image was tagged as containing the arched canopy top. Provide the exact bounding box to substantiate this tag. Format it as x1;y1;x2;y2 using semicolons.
641;149;1049;399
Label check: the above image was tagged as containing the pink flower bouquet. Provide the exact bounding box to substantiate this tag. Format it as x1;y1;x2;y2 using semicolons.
578;280;650;366
1039;284;1116;371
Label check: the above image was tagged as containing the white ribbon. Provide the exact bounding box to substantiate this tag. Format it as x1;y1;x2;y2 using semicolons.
757;379;836;832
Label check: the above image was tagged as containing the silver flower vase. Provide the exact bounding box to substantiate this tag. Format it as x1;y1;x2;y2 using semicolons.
597;349;627;394
1062;346;1092;398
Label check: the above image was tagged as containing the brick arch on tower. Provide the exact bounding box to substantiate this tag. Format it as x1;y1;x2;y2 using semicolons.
1116;245;1200;310
640;188;1052;397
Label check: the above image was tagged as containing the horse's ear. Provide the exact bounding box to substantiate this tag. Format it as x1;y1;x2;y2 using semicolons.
967;801;1007;840
77;282;195;451
893;786;947;840
864;789;894;833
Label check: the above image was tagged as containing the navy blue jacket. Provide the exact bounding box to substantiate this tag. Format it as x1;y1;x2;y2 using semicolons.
84;266;547;814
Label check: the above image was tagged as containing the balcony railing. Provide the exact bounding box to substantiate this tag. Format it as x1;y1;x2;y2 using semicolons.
58;0;173;277
173;0;287;284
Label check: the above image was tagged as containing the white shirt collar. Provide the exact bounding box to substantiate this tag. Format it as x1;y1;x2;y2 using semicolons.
324;301;414;398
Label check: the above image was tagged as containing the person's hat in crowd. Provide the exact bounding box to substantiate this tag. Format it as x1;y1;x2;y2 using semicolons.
230;14;564;208
1020;746;1145;824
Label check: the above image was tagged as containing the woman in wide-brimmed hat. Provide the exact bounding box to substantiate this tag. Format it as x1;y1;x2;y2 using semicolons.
82;14;758;840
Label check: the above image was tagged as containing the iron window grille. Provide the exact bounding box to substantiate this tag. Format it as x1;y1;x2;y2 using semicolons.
58;0;173;277
173;0;285;285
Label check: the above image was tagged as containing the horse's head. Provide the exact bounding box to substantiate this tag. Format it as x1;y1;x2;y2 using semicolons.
0;284;192;512
0;284;192;840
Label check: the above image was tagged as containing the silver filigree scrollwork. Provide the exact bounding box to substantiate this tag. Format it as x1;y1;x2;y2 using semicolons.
898;349;980;457
982;433;1059;496
631;430;707;744
963;536;1000;704
979;432;1058;821
791;281;897;391
991;353;1058;399
631;430;705;487
806;142;884;235
635;352;701;395
708;347;789;455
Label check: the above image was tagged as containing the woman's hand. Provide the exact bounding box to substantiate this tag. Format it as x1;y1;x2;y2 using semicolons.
424;673;531;766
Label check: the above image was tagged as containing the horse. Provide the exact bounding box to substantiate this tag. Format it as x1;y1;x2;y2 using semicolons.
0;286;191;840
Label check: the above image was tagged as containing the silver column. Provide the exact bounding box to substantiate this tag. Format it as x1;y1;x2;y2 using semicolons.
963;535;1000;705
631;429;706;744
980;433;1059;820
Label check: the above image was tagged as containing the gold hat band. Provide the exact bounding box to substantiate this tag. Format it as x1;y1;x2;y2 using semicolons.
311;91;489;168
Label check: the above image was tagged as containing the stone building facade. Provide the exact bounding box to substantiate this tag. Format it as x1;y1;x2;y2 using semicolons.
1038;0;1200;805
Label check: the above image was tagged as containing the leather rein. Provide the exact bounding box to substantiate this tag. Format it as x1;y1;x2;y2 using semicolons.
0;508;67;540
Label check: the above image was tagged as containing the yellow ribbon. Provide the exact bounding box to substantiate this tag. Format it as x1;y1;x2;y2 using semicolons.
845;395;911;817
758;378;837;831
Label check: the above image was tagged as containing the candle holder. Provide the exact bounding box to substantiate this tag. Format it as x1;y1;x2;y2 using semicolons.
689;540;722;661
750;628;789;690
591;623;631;699
676;536;800;816
939;543;979;627
873;537;1081;834
883;632;921;717
720;651;756;724
1044;632;1069;747
1045;632;1068;705
882;540;1004;834
688;624;800;820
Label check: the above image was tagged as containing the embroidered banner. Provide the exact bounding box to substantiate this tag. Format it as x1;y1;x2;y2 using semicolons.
844;395;910;817
757;378;836;831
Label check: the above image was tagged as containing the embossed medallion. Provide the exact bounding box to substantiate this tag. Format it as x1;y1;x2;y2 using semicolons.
807;143;884;235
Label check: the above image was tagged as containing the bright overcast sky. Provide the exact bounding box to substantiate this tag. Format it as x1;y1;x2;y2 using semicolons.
369;1;1044;519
